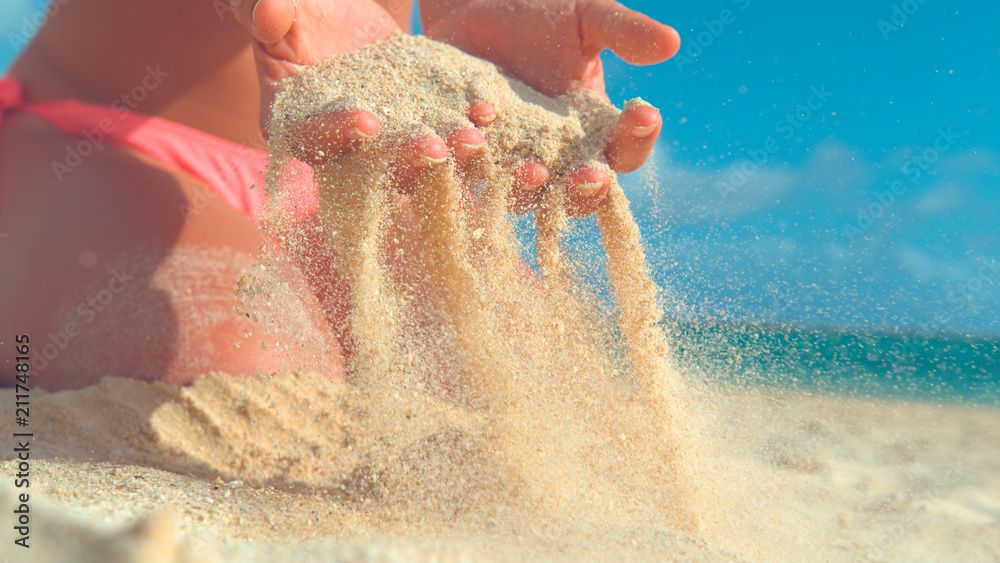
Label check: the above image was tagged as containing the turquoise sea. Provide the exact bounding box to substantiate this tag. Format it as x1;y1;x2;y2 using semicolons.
672;321;1000;407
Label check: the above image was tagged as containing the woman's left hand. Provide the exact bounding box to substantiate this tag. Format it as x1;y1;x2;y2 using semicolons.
421;0;680;214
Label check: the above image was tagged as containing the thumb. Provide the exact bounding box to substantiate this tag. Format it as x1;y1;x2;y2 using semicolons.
581;0;681;65
230;0;297;45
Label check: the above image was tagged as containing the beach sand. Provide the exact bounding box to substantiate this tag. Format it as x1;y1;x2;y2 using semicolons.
2;374;998;562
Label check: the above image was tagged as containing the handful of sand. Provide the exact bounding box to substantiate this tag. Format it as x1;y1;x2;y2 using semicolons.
268;33;633;176
262;32;675;405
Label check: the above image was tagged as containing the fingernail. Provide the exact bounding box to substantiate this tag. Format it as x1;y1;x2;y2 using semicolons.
250;0;266;31
348;127;375;140
458;141;484;152
412;154;448;168
516;171;546;188
631;124;658;138
576;181;604;195
476;113;497;125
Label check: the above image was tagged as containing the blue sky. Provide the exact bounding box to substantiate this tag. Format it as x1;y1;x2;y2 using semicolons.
3;0;998;335
600;0;1000;335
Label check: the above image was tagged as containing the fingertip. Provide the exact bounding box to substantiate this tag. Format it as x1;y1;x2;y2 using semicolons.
390;135;450;193
585;1;682;65
249;0;296;44
292;109;380;165
348;110;381;140
621;20;683;65
469;101;498;127
606;105;661;172
509;161;549;214
570;166;609;196
565;165;610;217
412;136;450;164
516;161;550;188
625;105;662;140
447;128;486;161
662;25;681;60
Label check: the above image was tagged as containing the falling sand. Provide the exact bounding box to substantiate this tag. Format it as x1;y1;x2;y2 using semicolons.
256;30;698;541
3;35;999;563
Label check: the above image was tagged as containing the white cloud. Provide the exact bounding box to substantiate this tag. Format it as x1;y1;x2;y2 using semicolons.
621;136;870;224
912;181;969;215
897;243;942;279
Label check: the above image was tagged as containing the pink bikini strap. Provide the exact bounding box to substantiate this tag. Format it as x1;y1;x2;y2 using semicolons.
0;78;24;126
0;76;269;220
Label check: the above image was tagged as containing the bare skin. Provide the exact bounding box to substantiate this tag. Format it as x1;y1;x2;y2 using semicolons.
0;0;679;390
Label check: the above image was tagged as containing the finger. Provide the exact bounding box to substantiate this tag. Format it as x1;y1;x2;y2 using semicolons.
389;136;450;193
230;0;297;45
605;104;662;173
581;0;681;64
289;109;380;165
564;165;610;218
469;101;498;127
509;161;550;214
446;128;486;164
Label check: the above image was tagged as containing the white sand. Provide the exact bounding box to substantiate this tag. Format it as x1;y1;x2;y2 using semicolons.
2;375;998;562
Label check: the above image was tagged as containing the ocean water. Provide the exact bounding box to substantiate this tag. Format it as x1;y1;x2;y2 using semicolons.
511;208;1000;410
672;321;1000;407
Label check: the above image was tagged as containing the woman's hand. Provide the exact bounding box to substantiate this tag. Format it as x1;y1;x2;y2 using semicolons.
423;0;681;214
229;0;680;215
229;0;487;188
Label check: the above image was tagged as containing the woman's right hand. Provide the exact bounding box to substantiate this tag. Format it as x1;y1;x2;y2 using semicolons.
228;0;563;210
228;0;495;186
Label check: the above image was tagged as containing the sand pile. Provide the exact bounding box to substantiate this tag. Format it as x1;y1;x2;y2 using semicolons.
4;382;999;562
